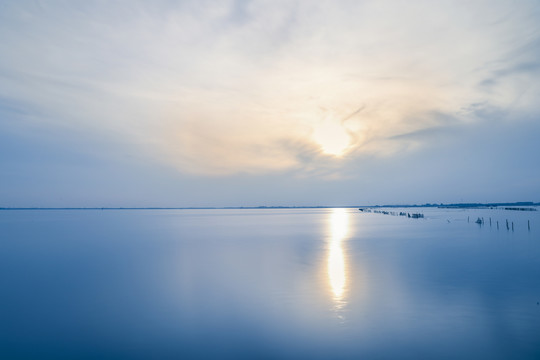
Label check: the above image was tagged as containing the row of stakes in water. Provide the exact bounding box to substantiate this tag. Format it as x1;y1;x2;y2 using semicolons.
359;209;531;231
469;216;531;231
358;208;424;218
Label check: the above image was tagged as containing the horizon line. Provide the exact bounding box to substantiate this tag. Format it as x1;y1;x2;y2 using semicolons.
1;201;539;211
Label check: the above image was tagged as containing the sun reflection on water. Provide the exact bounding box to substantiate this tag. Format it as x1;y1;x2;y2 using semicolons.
328;208;349;305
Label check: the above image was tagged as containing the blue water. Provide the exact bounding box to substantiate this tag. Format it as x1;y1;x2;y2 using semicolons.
1;208;540;359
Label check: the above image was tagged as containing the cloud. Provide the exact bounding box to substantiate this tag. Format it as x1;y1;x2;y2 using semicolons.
1;0;540;177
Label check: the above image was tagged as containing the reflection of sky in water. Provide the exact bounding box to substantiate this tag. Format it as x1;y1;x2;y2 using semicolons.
1;208;540;359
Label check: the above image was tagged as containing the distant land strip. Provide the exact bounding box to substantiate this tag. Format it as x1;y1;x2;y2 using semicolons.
1;202;539;210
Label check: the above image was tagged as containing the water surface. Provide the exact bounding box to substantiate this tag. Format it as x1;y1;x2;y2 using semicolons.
1;208;539;359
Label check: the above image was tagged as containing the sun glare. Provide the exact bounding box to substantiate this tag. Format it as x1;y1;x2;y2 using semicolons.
312;119;351;156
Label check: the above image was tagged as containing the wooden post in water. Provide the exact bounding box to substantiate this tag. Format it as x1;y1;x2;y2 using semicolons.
497;221;499;230
529;220;531;231
506;219;509;230
490;217;492;226
512;222;514;231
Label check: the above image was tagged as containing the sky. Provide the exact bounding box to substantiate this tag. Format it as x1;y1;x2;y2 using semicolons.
1;0;540;207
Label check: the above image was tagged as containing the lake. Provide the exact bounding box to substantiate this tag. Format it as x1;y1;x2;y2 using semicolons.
1;207;540;359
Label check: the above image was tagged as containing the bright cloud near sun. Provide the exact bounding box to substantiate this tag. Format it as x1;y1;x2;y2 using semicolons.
1;0;540;175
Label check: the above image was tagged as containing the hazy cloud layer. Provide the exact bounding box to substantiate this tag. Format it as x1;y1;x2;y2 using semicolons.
1;0;540;205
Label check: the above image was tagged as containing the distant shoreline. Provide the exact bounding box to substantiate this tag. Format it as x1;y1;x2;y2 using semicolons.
1;202;539;211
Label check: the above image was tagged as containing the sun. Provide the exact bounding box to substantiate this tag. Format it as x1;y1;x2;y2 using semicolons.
312;116;351;156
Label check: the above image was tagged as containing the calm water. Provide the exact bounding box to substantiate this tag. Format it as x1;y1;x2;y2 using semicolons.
1;208;540;359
